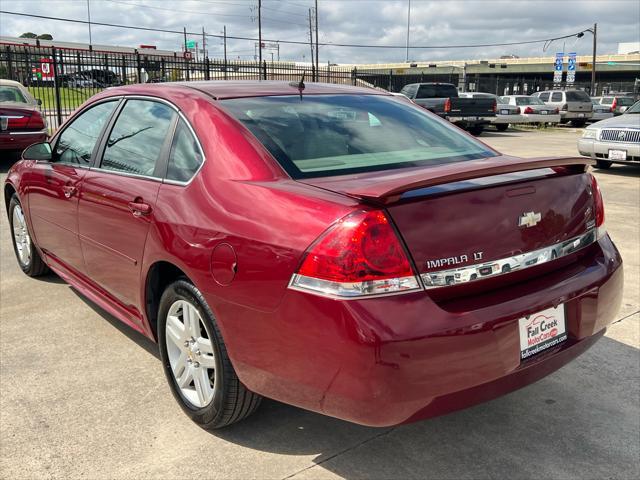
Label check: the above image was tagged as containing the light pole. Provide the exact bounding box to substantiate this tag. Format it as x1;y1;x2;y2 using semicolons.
405;0;411;62
577;23;597;95
86;0;92;45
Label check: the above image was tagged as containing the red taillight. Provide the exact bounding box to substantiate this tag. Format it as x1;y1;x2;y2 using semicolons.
590;174;606;237
291;210;421;298
26;111;45;129
523;106;534;114
611;98;617;111
515;107;521;114
444;98;451;113
7;116;30;129
492;100;497;113
554;107;559;114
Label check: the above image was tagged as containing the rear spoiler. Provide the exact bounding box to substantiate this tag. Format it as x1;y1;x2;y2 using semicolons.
300;155;594;204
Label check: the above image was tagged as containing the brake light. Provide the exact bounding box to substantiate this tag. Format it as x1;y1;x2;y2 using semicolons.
7;116;30;129
523;106;534;114
289;210;422;298
590;174;606;238
444;98;451;113
515;107;521;114
492;100;497;113
611;98;617;112
554;107;559;114
561;104;568;111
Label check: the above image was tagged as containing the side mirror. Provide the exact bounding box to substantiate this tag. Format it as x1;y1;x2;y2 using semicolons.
36;98;43;106
22;142;52;162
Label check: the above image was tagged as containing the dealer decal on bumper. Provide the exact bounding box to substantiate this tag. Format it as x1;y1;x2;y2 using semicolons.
518;305;567;360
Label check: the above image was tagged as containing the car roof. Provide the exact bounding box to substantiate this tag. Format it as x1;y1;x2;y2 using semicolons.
106;80;390;100
0;79;25;88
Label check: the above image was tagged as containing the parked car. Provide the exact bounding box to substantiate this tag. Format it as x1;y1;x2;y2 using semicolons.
399;82;495;135
0;79;47;154
500;95;561;125
459;92;522;131
578;100;640;168
589;98;615;122
532;89;593;127
596;95;635;115
5;81;622;429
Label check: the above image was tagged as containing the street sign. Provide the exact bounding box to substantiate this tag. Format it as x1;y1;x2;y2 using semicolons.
566;52;577;84
553;52;564;84
183;51;193;60
186;40;196;50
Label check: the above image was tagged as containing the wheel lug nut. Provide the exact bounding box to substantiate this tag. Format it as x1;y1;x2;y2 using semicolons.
194;350;201;356
184;340;190;348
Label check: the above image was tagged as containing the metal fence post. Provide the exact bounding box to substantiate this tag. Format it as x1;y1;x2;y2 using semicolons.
121;55;126;85
352;67;357;86
262;60;267;80
5;46;14;80
136;52;142;83
204;57;210;80
51;47;63;127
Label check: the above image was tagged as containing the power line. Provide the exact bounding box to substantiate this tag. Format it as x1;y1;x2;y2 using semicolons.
0;10;593;50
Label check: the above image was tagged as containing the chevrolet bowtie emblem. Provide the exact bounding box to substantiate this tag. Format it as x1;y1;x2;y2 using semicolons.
518;211;542;228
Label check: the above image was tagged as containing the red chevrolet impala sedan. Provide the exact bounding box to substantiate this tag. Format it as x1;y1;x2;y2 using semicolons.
4;81;623;429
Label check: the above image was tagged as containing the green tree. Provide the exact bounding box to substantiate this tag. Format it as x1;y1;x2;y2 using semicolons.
19;32;38;38
37;34;53;40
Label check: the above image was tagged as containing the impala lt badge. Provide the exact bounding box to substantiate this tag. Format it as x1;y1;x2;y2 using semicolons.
518;211;542;228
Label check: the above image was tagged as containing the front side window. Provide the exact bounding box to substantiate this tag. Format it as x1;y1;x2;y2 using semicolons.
538;92;550;101
166;119;203;182
101;99;175;177
222;94;496;179
53;101;117;166
617;97;635;106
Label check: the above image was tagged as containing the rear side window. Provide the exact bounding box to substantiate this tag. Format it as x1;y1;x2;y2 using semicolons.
166;119;203;182
566;90;590;102
101;99;176;177
53;101;117;166
617;97;634;106
222;94;496;179
600;97;613;105
538;92;550;101
416;84;458;98
551;92;563;102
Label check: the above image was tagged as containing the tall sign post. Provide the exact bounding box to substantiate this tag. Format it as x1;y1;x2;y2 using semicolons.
553;52;564;86
566;52;577;84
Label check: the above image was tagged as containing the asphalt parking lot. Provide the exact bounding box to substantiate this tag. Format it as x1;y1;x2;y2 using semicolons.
1;127;638;480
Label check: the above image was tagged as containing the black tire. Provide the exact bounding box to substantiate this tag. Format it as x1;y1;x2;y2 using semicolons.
468;125;484;136
158;279;261;429
595;160;612;169
571;119;586;128
495;124;509;132
8;194;49;277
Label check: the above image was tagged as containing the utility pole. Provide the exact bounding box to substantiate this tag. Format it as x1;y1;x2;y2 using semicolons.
591;23;597;95
314;0;319;81
183;27;188;54
308;8;314;78
405;0;410;62
86;0;92;45
202;27;206;59
258;0;262;66
223;26;227;65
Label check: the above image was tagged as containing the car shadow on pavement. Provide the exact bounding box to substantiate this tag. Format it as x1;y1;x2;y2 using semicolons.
593;164;640;177
0;152;21;174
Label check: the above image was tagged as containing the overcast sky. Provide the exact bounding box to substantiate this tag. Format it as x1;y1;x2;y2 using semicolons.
2;0;639;64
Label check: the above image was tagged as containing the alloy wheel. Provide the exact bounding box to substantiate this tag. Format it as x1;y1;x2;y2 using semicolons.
12;205;32;267
165;300;216;408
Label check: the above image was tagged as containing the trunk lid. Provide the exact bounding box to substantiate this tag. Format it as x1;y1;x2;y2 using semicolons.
300;156;597;290
0;104;37;131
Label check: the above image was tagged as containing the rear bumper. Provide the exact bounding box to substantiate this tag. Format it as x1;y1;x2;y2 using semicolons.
491;114;523;125
218;235;623;427
561;111;593;120
521;113;561;123
448;117;492;127
578;138;640;162
0;130;47;151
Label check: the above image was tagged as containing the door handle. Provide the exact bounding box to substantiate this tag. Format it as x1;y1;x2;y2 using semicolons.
128;201;152;217
62;185;77;198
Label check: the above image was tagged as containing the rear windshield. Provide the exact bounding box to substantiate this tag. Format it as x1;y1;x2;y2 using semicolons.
416;84;458;99
565;90;590;102
0;86;27;103
222;94;496;179
515;97;545;106
617;97;635;106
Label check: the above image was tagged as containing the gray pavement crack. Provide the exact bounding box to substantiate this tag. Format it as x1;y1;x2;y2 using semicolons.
612;309;639;324
281;427;397;479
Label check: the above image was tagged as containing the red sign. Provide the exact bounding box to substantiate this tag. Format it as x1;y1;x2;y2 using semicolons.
183;51;193;60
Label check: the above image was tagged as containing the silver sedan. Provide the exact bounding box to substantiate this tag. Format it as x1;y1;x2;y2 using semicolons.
500;95;561;125
578;100;640;169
